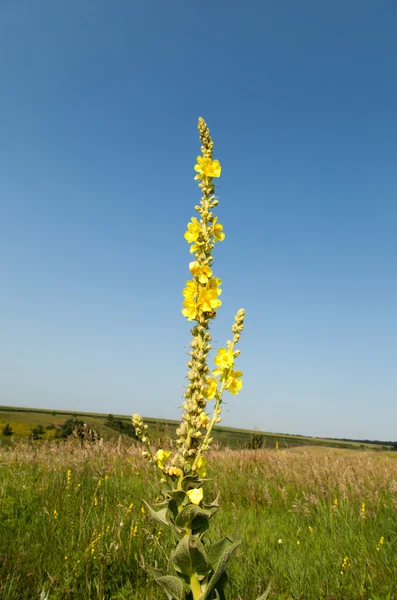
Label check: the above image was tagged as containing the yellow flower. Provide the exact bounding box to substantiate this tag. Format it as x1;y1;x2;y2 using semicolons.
225;370;243;395
187;488;204;505
53;509;58;519
196;456;207;478
155;449;171;469
189;261;212;283
199;412;210;427
189;241;201;255
203;378;218;400
213;347;234;375
194;156;222;180
167;466;183;477
212;217;225;242
207;276;222;296
182;298;197;321
184;217;201;243
197;287;222;313
182;280;197;300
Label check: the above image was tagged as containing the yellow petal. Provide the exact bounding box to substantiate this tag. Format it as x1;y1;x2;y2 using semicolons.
186;488;203;505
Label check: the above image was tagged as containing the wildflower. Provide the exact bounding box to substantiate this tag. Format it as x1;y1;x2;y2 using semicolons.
127;503;134;513
184;217;201;243
67;469;72;486
340;556;350;575
360;502;366;519
376;536;385;551
297;540;300;545
204;378;218;400
211;217;225;242
53;509;58;519
167;465;183;477
308;525;313;534
194;156;221;180
155;449;171;469
93;497;98;506
131;118;246;599
278;539;283;544
199;412;210;427
196;456;207;478
224;370;243;395
207;276;222;294
197;286;222;313
182;280;198;300
276;441;279;450
213;347;234;374
187;488;204;505
332;498;338;511
181;298;197;321
189;261;212;283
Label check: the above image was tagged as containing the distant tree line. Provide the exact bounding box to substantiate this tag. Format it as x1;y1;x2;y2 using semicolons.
105;414;138;440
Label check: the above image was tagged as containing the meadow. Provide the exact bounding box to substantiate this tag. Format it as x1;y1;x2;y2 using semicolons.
1;438;397;600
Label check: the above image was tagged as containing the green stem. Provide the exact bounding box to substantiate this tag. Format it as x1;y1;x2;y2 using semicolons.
190;572;202;600
193;340;237;470
192;382;226;470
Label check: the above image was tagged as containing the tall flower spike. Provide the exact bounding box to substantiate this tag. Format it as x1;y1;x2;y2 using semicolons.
131;118;251;600
175;118;226;472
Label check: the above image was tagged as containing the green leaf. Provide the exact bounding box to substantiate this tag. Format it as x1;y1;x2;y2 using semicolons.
156;575;187;600
201;537;240;600
168;491;187;504
203;491;220;509
148;565;165;580
173;535;211;579
181;474;199;489
143;500;170;526
175;505;212;529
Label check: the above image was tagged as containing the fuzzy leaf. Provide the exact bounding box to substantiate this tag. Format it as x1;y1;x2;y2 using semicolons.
148;565;165;580
156;575;187;600
144;500;170;526
175;505;212;529
168;491;187;504
201;538;240;600
173;535;211;579
203;491;220;509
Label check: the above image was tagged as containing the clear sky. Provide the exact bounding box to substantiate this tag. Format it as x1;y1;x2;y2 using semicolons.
1;0;396;440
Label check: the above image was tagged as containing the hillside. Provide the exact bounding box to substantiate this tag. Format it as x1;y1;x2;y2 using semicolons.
0;405;392;451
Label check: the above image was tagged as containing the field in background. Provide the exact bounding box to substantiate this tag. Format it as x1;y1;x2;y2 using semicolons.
1;440;397;599
0;405;391;451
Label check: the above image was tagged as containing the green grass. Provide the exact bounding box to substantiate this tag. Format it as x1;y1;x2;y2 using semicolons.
1;441;397;599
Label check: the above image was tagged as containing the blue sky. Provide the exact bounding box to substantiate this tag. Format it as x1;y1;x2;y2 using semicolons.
1;0;396;440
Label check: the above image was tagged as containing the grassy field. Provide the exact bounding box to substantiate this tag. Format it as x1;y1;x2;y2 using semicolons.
0;405;388;451
1;439;397;599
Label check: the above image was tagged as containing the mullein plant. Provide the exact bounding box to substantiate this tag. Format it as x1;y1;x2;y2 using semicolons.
132;119;268;600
